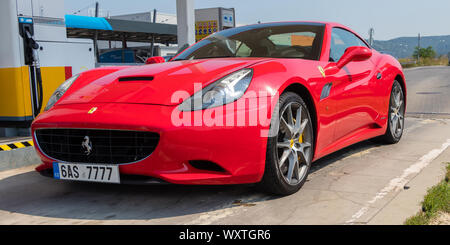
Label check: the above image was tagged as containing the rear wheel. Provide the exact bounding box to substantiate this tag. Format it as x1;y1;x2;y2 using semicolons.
259;92;314;195
379;80;405;144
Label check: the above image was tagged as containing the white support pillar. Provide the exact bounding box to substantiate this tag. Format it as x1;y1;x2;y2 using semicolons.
176;0;195;48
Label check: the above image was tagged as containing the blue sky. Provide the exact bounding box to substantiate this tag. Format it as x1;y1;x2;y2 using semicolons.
65;0;450;40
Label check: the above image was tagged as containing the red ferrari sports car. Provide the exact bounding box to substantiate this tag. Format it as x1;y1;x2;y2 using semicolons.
32;22;406;195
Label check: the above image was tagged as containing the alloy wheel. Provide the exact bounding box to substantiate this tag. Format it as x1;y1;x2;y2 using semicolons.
390;83;405;138
276;102;313;185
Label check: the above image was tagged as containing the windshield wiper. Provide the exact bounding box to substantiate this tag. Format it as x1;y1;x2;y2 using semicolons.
194;55;237;59
173;55;239;61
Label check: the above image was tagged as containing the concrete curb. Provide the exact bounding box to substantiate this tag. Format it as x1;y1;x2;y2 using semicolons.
0;147;41;172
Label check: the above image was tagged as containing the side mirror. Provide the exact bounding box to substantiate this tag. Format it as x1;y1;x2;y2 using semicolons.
145;56;165;65
336;46;372;69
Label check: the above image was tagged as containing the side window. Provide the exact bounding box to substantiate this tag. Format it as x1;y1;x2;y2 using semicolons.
236;42;252;57
330;28;368;62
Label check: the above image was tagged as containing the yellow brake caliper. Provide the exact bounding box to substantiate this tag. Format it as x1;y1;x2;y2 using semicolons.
298;134;304;161
293;117;304;144
292;117;305;160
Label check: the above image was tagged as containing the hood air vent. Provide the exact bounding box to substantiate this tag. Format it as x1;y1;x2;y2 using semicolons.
119;76;154;82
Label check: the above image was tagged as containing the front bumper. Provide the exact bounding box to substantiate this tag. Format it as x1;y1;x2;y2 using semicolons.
32;102;271;185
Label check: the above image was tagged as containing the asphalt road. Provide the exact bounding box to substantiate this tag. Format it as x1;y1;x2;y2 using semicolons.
405;66;450;117
0;66;449;225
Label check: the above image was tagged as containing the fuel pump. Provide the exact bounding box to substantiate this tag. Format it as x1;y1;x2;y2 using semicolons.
0;0;95;130
19;17;43;118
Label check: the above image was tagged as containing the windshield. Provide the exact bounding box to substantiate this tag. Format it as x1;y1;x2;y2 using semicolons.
173;23;325;61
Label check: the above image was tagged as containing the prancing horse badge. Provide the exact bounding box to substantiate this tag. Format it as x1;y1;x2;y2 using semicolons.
318;66;326;78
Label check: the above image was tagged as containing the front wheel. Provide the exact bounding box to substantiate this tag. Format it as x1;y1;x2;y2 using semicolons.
379;80;405;144
259;92;314;195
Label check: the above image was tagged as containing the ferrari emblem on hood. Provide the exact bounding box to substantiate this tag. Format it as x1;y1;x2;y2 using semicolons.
88;107;98;114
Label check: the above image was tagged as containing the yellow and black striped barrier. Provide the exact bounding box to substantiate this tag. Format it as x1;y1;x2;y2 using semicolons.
0;140;34;152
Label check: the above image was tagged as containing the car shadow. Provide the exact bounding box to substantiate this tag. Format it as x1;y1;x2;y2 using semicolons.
310;139;381;174
0;171;270;222
0;140;379;223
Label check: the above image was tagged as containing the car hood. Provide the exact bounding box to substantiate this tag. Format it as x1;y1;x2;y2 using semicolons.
60;58;268;106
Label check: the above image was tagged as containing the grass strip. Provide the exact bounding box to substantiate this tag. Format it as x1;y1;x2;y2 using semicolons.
405;163;450;225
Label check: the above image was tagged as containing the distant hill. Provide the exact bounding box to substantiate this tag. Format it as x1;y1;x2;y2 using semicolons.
370;35;450;58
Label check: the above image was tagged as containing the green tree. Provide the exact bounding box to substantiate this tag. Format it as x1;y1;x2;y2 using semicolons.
413;46;437;59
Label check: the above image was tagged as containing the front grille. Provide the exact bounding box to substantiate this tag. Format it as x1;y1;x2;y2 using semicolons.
35;129;159;164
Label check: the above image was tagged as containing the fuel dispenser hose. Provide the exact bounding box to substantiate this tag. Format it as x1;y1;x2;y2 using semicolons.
28;64;43;117
24;27;43;118
34;66;43;116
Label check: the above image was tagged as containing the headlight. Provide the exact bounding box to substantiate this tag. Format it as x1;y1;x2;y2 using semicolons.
44;74;79;111
178;68;253;111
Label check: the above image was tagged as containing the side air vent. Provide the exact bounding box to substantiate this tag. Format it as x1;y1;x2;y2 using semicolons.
189;160;227;173
118;76;154;82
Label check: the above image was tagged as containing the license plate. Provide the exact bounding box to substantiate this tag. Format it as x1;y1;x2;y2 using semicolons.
53;162;120;184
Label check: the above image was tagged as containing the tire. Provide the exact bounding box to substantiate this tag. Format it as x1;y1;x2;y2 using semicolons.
259;92;314;195
379;80;405;144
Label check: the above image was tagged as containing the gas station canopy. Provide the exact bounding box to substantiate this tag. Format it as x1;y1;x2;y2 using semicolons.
65;15;178;44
